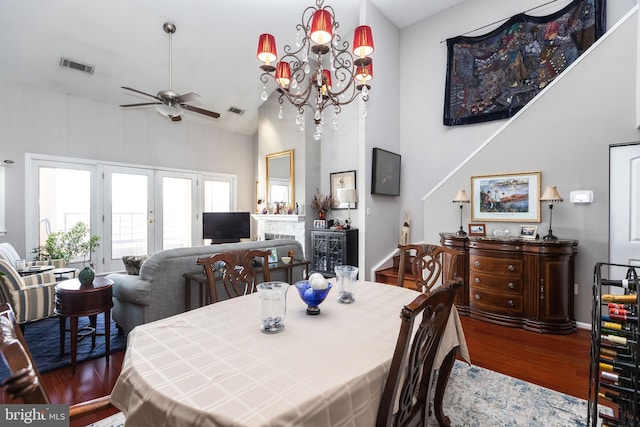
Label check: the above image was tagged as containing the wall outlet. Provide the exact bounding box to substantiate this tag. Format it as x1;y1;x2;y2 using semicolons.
574;283;579;295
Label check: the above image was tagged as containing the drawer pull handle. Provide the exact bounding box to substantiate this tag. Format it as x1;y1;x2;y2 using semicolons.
475;294;481;300
474;261;480;267
508;264;515;271
508;282;515;289
474;277;480;283
507;299;514;307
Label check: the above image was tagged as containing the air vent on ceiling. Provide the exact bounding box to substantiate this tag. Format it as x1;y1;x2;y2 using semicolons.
59;57;95;75
228;106;245;115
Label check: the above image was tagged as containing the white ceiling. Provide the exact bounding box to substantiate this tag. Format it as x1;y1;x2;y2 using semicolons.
0;0;466;135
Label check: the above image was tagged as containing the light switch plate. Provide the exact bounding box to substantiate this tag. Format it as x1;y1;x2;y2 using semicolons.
569;190;593;203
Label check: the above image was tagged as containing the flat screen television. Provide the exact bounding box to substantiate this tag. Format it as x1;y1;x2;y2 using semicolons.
203;212;251;244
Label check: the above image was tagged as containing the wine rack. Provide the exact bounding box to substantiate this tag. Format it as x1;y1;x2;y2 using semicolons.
588;262;639;427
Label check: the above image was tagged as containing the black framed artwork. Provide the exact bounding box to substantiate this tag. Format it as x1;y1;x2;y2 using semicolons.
371;148;401;196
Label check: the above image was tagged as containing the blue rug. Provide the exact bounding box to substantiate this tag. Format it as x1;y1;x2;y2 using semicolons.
0;315;127;382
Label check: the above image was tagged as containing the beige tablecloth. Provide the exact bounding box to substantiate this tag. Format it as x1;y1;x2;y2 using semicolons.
111;281;469;427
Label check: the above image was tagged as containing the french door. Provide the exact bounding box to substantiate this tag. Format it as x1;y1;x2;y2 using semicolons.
102;166;198;272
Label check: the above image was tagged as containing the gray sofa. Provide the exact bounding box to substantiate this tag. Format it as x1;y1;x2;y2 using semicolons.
107;239;304;334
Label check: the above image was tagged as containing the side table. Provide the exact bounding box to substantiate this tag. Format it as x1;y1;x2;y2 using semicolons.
54;277;114;374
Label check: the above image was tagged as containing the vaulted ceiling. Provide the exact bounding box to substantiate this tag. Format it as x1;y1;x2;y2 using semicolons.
0;0;466;135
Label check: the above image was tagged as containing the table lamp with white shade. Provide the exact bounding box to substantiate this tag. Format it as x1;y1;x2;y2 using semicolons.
452;190;470;236
336;188;357;229
540;186;563;240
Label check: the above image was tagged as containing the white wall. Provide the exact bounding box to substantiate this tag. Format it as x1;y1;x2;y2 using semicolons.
416;5;640;325
0;81;255;257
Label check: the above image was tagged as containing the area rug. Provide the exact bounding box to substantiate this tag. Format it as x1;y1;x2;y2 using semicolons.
0;315;127;382
88;361;613;427
427;361;613;426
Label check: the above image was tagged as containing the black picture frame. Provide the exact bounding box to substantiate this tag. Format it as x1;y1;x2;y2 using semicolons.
371;148;401;196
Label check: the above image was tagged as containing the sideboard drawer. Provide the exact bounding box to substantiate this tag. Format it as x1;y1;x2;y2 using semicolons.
469;254;522;277
469;272;523;294
470;288;524;316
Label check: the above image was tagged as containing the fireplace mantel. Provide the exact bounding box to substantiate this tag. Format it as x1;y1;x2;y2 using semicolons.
252;214;306;256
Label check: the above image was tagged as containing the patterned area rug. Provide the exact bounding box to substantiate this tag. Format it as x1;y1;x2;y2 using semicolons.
428;361;612;426
91;361;612;427
0;315;127;382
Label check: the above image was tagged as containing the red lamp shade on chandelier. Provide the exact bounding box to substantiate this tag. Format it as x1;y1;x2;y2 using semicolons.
355;60;373;84
353;25;374;64
275;62;291;88
310;9;333;45
257;33;277;70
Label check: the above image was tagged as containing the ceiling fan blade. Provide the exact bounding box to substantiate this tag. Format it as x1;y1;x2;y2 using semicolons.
177;92;202;104
182;104;220;119
171;115;182;122
121;86;163;101
120;102;162;108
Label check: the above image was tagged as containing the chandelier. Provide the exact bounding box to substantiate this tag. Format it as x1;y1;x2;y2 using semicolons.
256;0;374;140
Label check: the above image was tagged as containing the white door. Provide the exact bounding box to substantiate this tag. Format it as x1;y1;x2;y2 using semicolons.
103;166;155;272
609;143;640;276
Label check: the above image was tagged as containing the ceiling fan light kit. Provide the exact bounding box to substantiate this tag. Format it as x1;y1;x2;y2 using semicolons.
256;0;374;141
119;22;220;122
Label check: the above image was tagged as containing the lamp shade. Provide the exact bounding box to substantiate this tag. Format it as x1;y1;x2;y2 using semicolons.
336;188;357;204
322;69;332;90
257;33;277;64
353;25;374;57
310;9;333;45
275;62;291;88
453;189;469;203
355;60;373;83
540;186;563;202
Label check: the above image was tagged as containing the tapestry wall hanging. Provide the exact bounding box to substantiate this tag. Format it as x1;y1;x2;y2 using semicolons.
443;0;605;126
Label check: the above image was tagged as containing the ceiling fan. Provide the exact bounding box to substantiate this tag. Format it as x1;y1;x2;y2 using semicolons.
120;22;220;122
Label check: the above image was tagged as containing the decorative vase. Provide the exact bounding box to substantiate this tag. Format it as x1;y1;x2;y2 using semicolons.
78;266;95;286
318;211;326;220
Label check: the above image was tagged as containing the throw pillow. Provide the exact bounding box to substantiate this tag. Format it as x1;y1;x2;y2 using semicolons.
122;255;148;275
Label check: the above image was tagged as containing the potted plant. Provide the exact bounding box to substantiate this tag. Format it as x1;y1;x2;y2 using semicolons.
309;191;337;220
34;221;100;267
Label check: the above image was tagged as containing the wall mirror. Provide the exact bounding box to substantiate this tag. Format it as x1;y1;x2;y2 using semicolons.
266;150;294;206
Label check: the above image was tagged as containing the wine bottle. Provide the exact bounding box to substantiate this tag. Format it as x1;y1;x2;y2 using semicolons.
602;294;638;303
602;278;637;291
601;320;637;332
600;370;635;387
602;334;636;345
599;341;633;357
608;302;636;311
600;327;639;340
600;380;639;397
598;391;634;405
599;358;640;373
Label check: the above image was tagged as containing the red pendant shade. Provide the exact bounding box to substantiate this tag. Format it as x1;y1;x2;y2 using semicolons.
353;25;374;58
310;9;333;45
355;59;373;83
322;70;332;90
275;62;291;88
257;33;277;65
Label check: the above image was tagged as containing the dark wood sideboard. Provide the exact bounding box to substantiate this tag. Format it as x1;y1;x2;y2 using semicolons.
440;233;578;334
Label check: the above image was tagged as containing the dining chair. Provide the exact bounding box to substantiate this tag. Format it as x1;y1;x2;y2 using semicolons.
396;243;463;294
0;302;121;424
376;280;462;427
196;249;272;303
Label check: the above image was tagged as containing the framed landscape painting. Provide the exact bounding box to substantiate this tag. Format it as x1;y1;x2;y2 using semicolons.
471;171;541;223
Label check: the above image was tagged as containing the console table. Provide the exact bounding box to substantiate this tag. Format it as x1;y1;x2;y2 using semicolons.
440;233;578;334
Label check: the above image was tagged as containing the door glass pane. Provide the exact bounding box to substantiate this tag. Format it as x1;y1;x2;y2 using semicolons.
204;180;231;212
163;176;192;249
112;173;148;258
38;167;91;252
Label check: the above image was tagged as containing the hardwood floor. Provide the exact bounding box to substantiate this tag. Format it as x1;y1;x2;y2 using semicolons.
1;316;596;426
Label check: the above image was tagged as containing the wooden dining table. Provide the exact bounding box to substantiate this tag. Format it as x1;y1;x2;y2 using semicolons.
110;281;469;426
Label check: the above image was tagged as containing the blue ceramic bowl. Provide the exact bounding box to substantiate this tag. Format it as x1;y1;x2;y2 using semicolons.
294;280;332;315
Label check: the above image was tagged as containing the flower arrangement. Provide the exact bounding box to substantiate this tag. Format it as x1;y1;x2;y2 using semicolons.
309;192;336;218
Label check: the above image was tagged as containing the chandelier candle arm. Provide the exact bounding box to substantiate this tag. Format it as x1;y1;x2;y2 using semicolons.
256;0;374;140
